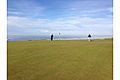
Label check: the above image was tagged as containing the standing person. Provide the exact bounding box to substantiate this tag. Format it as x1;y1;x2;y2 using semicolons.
88;34;92;42
51;34;54;41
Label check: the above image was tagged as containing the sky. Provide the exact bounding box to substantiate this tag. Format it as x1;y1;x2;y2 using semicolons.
7;0;113;36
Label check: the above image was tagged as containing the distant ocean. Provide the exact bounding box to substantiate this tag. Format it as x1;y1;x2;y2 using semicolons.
7;35;113;41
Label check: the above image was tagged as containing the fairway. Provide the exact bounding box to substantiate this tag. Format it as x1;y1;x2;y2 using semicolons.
8;39;113;80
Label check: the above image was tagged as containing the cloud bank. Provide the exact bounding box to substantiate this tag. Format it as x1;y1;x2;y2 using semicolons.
8;0;113;36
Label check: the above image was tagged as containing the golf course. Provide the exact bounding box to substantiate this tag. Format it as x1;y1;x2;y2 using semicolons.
8;39;113;80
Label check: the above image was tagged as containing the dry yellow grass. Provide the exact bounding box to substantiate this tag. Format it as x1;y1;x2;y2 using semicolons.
8;39;113;80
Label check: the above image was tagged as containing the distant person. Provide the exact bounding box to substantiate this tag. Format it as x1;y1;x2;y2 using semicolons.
88;34;92;42
51;34;54;41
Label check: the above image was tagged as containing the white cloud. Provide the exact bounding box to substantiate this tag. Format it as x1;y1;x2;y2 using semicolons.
7;0;113;35
8;16;49;28
39;29;49;33
8;16;112;28
8;15;112;35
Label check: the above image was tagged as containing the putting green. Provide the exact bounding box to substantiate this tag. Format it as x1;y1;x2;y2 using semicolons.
8;39;113;80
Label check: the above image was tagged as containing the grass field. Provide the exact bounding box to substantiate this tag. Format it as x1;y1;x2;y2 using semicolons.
8;39;113;80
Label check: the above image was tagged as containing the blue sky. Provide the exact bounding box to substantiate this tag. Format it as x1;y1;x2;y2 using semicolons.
8;0;113;36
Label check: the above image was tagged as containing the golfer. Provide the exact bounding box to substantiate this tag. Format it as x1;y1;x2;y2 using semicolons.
88;34;92;42
51;34;54;41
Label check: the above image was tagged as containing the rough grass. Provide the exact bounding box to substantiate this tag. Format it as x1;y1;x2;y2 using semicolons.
8;39;113;80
